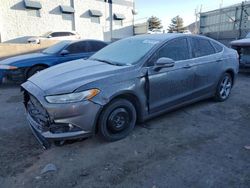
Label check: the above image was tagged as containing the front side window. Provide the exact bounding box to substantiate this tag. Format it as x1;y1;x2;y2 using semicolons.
66;42;89;54
59;32;68;36
50;32;61;37
191;38;215;58
88;42;107;52
158;38;190;61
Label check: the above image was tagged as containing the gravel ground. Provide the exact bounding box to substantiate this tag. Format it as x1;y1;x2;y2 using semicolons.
0;74;250;188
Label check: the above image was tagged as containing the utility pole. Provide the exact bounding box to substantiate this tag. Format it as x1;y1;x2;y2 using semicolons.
195;8;198;34
220;0;223;9
195;5;202;34
107;0;113;41
71;0;76;31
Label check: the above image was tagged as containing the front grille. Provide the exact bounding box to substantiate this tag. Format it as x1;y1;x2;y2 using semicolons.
24;91;50;130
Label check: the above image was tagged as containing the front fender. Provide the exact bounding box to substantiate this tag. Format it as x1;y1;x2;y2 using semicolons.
90;76;149;119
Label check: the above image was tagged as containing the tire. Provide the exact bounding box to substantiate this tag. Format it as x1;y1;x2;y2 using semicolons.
98;99;137;142
214;73;233;102
27;66;46;79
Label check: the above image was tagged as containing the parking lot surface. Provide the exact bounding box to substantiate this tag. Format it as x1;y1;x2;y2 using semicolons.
0;74;250;188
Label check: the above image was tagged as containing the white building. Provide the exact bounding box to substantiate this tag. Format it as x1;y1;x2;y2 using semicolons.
0;0;136;42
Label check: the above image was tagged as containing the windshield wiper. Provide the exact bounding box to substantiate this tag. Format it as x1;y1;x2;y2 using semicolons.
91;58;123;66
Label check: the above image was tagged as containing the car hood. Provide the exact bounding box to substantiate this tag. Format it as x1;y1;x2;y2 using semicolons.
27;59;130;95
231;38;250;47
0;53;50;66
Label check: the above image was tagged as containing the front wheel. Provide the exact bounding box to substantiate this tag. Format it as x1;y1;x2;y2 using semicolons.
98;99;137;142
214;73;233;102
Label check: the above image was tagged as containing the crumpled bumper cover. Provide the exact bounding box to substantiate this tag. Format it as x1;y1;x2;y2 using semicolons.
27;112;93;149
22;81;103;149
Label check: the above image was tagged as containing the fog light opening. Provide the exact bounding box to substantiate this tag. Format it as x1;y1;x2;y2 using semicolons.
50;123;82;134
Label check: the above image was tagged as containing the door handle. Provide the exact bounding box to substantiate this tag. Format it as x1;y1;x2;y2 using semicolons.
183;64;192;69
216;59;223;63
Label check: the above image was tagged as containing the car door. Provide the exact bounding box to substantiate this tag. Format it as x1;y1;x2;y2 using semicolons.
57;41;92;64
147;37;196;113
188;37;223;96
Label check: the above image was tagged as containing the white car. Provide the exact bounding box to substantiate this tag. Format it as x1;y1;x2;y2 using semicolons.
148;29;164;34
27;31;80;44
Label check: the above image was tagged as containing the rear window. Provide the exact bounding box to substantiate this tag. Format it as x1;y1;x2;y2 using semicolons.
191;38;216;58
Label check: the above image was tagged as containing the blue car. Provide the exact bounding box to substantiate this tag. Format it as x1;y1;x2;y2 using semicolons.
0;39;107;83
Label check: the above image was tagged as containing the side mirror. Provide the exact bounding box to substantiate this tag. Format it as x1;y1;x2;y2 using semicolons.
47;35;52;38
154;57;175;71
60;50;69;56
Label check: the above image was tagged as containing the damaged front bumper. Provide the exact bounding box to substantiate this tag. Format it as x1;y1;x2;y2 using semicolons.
22;81;102;149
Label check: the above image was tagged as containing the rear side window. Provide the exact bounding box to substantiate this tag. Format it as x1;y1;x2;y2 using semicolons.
210;41;223;53
88;41;107;52
191;38;215;58
158;38;190;61
66;41;89;54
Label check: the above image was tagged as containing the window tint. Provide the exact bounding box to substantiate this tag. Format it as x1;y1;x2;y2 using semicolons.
65;42;89;54
51;32;71;37
68;32;75;36
158;38;190;61
210;41;223;53
50;32;61;37
88;41;107;52
191;38;215;58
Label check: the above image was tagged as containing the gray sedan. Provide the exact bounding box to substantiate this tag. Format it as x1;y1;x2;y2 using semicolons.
21;34;239;148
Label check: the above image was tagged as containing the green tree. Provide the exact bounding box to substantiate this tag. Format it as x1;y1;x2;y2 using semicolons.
168;16;186;33
147;16;163;31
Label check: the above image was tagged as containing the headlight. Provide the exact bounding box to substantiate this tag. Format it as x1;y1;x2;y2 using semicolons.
45;89;100;104
0;65;18;70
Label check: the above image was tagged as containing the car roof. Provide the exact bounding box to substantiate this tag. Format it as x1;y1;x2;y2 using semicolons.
131;33;188;41
48;31;78;34
64;39;108;45
131;33;216;43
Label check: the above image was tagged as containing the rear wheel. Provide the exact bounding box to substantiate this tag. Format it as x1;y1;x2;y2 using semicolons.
98;99;136;141
27;66;46;79
214;73;233;102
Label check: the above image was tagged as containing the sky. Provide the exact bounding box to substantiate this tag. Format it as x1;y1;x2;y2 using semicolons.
135;0;245;29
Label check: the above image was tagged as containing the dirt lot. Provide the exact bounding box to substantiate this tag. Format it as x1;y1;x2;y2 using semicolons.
0;74;250;188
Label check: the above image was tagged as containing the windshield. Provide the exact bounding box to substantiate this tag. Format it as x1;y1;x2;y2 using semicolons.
40;31;52;37
42;41;70;54
90;37;160;66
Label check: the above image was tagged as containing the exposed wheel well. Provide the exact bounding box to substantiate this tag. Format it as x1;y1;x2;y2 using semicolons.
26;64;49;79
95;93;142;134
225;69;235;85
